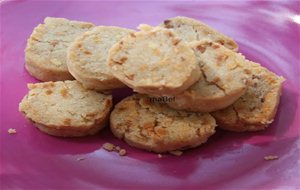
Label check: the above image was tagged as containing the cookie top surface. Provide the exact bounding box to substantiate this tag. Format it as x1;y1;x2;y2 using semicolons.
25;17;94;71
212;61;285;131
19;80;112;127
108;27;200;95
160;16;238;51
110;94;216;152
190;40;248;97
67;26;134;82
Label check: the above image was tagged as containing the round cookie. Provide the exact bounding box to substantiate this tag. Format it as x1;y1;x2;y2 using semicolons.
108;27;200;96
110;94;216;153
67;26;134;91
25;17;94;81
168;40;249;112
19;80;112;137
160;16;238;51
212;61;285;132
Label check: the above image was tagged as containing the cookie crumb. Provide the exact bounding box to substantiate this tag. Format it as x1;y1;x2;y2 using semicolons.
102;143;127;156
119;149;127;156
158;154;163;158
8;128;17;134
169;150;183;156
77;157;85;161
264;155;279;161
102;143;115;152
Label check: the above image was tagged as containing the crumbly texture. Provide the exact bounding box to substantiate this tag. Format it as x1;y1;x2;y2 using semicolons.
168;40;249;112
160;16;238;51
212;61;285;132
25;17;94;81
19;80;112;137
67;26;134;91
110;94;216;153
108;27;200;96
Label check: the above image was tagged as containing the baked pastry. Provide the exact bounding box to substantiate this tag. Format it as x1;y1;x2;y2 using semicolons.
67;26;134;91
110;94;216;153
108;27;200;96
160;16;238;51
212;61;285;132
25;17;94;81
19;80;112;137
168;40;249;112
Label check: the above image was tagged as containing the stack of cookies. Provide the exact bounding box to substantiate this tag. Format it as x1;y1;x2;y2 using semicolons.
19;16;285;153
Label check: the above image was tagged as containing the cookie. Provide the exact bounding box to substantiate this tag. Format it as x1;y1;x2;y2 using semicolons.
168;40;249;112
25;17;94;81
19;80;112;137
108;27;200;96
110;94;216;153
67;26;134;91
212;61;285;132
160;16;238;51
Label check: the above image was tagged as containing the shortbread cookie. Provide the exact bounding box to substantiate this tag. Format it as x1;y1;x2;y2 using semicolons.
67;26;134;91
168;40;249;112
212;62;285;132
110;94;216;153
160;16;238;51
25;17;94;81
19;81;112;137
108;27;200;96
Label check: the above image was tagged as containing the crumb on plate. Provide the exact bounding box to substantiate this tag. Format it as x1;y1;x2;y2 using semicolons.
102;142;127;156
169;150;183;156
119;149;127;156
8;128;17;134
264;155;279;161
77;157;85;161
102;142;115;152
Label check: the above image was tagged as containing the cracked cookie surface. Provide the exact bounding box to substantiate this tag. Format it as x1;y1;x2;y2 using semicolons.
168;40;249;112
212;61;285;132
160;16;238;51
108;27;200;96
25;17;94;81
67;26;134;91
110;94;216;153
19;80;112;137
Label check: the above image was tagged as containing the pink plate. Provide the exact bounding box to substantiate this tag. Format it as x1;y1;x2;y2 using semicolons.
1;1;300;189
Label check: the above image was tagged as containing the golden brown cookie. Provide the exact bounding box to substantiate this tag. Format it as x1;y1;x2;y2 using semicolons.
168;40;249;112
67;26;134;91
110;94;216;153
19;80;112;137
25;17;94;81
212;61;285;132
108;27;200;96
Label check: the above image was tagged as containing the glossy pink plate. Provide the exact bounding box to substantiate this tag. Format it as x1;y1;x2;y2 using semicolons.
1;1;300;189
